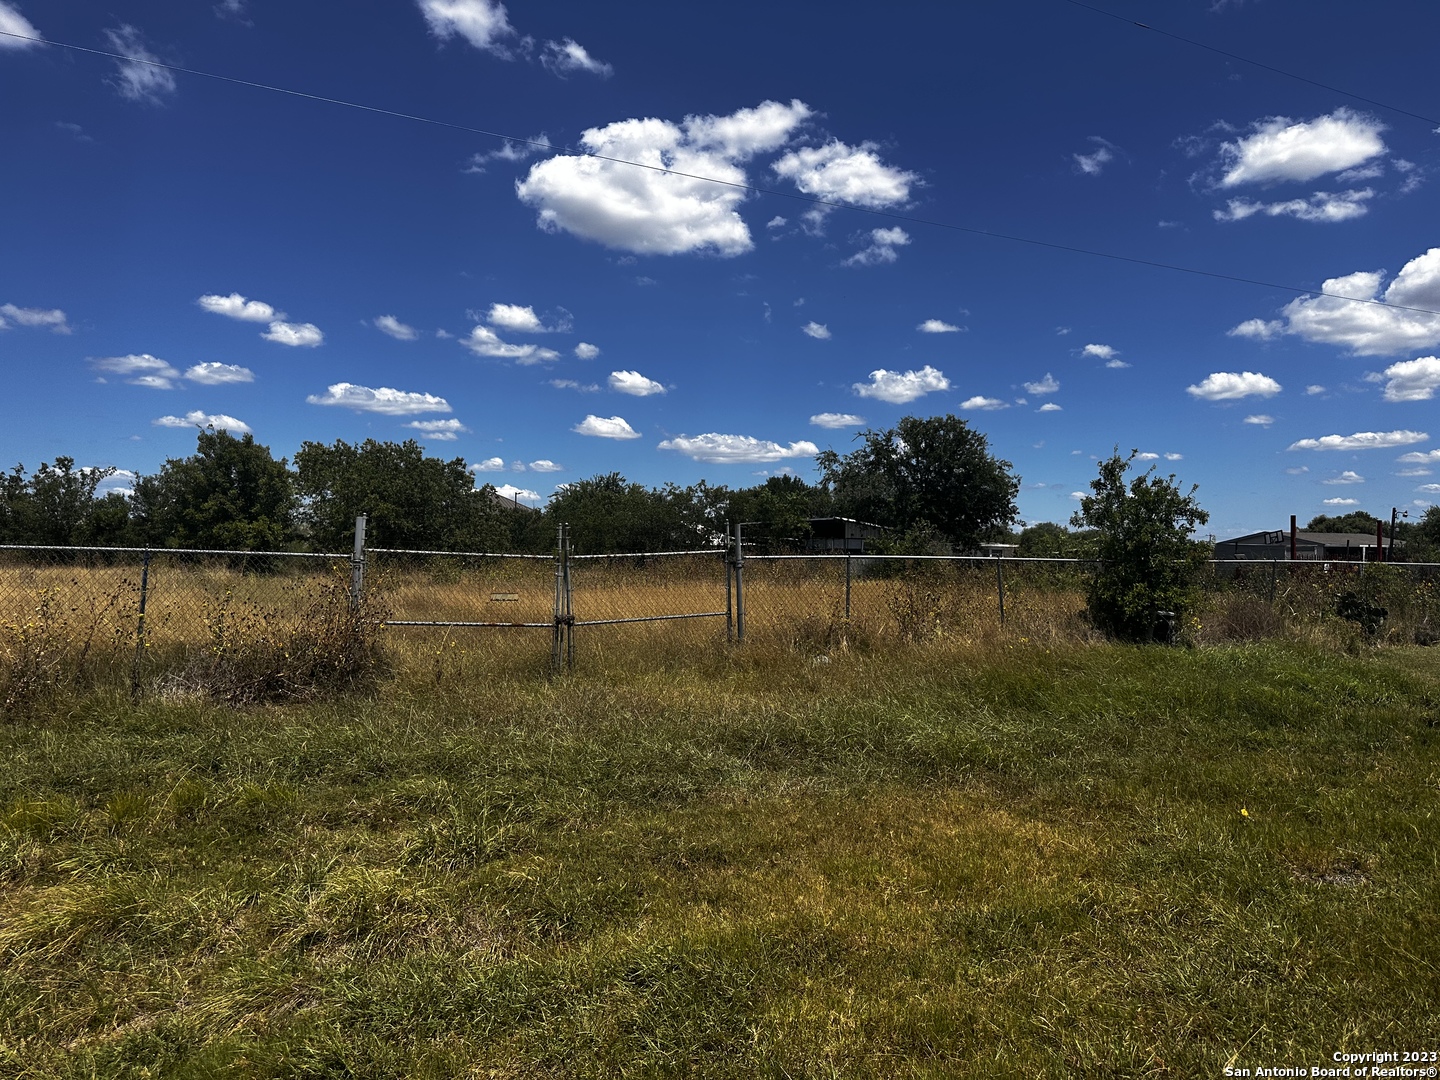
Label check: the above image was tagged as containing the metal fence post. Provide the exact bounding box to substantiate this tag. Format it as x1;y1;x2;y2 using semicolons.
552;522;573;674
350;513;367;610
740;521;748;643
564;525;574;670
130;548;151;699
845;552;853;621
725;525;734;642
995;553;1006;626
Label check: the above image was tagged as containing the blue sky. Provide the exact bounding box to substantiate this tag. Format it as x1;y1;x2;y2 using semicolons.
2;0;1438;539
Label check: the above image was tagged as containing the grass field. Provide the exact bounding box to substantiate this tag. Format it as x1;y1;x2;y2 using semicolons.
2;624;1438;1076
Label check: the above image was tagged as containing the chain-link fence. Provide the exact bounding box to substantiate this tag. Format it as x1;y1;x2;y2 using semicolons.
7;527;1440;711
0;544;355;709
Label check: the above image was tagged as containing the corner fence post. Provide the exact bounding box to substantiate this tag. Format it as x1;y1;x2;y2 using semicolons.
350;513;367;610
130;548;151;700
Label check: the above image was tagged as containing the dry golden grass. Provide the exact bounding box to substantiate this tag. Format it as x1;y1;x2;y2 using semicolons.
3;553;1438;713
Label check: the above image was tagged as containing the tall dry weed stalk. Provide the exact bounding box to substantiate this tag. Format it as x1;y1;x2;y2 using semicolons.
187;572;391;704
1;581;134;717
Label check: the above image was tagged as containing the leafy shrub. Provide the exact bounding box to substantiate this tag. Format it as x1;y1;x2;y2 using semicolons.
1072;451;1209;642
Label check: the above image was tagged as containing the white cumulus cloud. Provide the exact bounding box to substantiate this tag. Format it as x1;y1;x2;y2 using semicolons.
1213;189;1375;223
184;362;254;385
1377;356;1440;402
1038;403;1062;413
198;293;279;322
471;457;506;472
416;0;516;55
1322;470;1365;485
1237;248;1440;357
772;139;916;226
574;342;600;359
1023;373;1059;396
0;303;70;333
540;38;611;78
516;100;812;257
153;410;250;434
1244;414;1275;427
573;415;640;439
405;419;469;441
608;370;666;396
1398;450;1440;464
960;396;1008;411
0;3;42;47
1186;371;1282;400
843;227;910;267
1217;108;1387;187
91;354;180;388
306;382;451;415
810;412;865;429
802;321;831;339
528;459;563;472
262;320;324;347
1288;430;1428;452
917;319;961;333
658;433;819;465
487;303;545;332
1322;498;1361;507
852;365;949;404
1082;343;1118;360
461;325;560;363
374;315;419;341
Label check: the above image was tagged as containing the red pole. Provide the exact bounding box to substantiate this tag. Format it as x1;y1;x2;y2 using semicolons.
1290;515;1297;561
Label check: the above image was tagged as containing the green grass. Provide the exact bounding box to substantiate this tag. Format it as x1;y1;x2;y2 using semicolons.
2;639;1438;1077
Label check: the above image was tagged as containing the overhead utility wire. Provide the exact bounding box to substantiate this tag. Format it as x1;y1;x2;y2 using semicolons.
1058;0;1440;128
7;27;1440;320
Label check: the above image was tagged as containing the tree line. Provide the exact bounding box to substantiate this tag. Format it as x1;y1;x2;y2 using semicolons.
6;418;1436;564
0;415;1025;555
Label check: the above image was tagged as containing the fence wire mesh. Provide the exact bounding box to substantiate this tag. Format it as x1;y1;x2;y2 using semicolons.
0;545;354;708
7;537;1440;711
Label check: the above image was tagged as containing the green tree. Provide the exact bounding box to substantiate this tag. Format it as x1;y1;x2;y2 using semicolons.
544;473;706;553
0;458;119;545
723;475;832;553
1016;520;1096;559
1071;450;1209;642
816;414;1019;550
132;430;295;550
1305;511;1383;536
293;439;507;552
1404;506;1440;562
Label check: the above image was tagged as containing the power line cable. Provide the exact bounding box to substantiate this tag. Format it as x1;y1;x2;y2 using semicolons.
1057;0;1440;127
5;27;1439;319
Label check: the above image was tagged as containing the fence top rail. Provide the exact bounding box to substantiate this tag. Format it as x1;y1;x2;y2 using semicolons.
744;553;1096;564
570;549;724;560
369;548;552;560
0;544;349;558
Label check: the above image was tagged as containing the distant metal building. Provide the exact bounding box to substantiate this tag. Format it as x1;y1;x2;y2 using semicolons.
1213;529;1399;562
804;517;887;554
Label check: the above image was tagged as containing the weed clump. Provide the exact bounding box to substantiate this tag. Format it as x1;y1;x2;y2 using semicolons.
1;583;134;718
183;572;391;704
